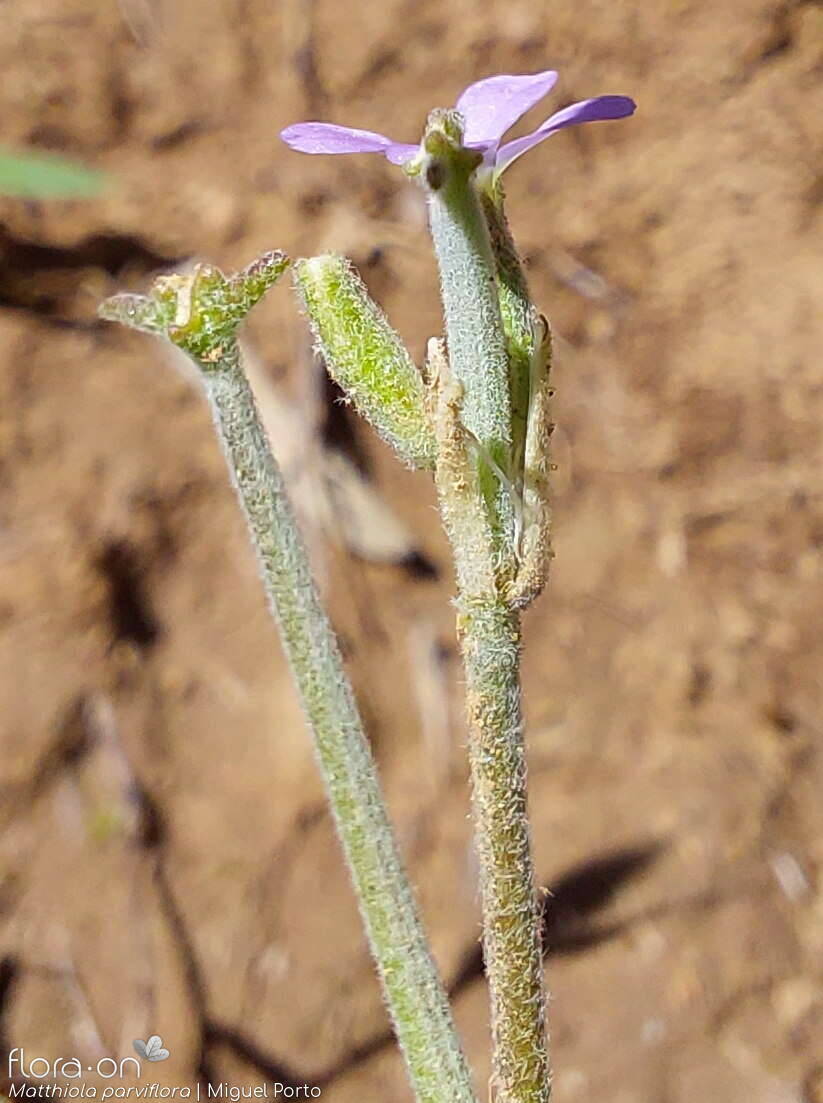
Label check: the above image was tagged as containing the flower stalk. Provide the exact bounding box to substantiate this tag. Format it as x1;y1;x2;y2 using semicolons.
100;257;478;1103
458;598;548;1103
421;123;552;1102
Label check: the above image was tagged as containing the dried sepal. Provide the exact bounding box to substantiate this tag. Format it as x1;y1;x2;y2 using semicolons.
429;339;497;600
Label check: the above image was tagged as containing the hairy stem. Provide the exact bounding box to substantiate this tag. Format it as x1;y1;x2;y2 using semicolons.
423;124;551;1102
458;599;549;1103
202;344;477;1103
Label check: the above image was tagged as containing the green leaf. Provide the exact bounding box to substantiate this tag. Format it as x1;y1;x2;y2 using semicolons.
0;148;106;198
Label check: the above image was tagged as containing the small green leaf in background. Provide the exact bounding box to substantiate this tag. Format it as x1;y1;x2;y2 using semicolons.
0;147;106;198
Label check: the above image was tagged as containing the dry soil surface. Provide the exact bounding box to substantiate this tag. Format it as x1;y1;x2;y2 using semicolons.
1;1;822;1101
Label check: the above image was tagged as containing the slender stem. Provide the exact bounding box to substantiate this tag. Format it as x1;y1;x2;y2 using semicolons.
423;120;551;1103
458;599;549;1103
203;343;477;1103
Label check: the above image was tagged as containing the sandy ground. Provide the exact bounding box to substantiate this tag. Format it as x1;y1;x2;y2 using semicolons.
1;0;822;1100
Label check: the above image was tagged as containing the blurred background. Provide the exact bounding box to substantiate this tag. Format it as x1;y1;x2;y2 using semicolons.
1;1;822;1100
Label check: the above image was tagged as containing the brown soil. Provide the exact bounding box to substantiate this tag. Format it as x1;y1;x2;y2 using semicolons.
1;1;822;1100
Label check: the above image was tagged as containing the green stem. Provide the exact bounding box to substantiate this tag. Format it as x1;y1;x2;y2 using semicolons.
458;599;549;1103
202;344;477;1103
422;120;551;1103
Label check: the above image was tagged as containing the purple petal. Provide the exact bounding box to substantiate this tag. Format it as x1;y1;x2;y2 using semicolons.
280;122;397;156
455;70;559;147
496;95;636;174
384;143;420;165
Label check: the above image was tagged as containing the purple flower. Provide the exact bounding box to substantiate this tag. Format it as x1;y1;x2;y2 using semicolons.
280;70;635;181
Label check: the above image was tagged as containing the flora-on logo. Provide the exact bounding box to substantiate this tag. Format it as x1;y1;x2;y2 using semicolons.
132;1036;170;1062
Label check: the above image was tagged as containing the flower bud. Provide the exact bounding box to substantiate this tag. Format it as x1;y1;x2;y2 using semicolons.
295;254;435;469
